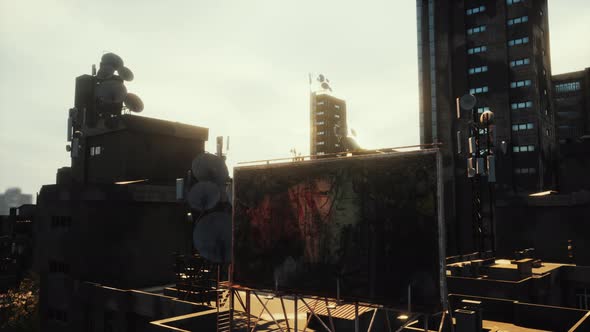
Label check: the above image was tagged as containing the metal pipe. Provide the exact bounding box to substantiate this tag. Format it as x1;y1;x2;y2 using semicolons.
367;309;378;332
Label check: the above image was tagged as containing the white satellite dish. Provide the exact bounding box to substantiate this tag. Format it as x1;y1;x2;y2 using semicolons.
187;181;221;211
193;211;232;263
101;52;124;70
124;93;144;112
95;79;127;103
117;66;134;81
459;94;477;110
191;152;229;186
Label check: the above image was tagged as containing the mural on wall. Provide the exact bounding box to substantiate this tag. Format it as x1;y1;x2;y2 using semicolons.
233;150;443;312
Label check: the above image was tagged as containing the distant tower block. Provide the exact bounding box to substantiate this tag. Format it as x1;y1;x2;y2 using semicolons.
310;75;347;157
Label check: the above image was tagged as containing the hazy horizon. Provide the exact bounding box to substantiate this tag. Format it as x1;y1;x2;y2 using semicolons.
1;0;589;199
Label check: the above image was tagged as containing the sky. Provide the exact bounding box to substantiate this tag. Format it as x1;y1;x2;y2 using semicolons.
1;0;589;200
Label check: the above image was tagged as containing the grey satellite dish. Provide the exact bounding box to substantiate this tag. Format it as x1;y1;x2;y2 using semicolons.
96;63;115;80
124;93;144;112
95;79;127;103
321;82;332;91
345;136;361;151
101;53;124;70
318;74;325;82
193;211;232;263
459;94;477;110
117;66;134;81
187;181;221;211
191;152;229;186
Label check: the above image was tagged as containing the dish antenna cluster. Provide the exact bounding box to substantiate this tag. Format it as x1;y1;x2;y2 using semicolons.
317;74;332;92
182;152;231;264
94;52;144;115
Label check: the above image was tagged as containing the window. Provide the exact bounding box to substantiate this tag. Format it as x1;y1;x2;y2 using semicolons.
316;121;324;125
48;308;68;323
317;152;325;155
316;111;324;115
51;216;72;230
334;114;340;119
90;146;102;156
507;0;523;5
334;143;340;147
511;101;533;110
466;5;486;15
507;16;528;25
467;25;487;35
508;37;529;46
317;101;325;105
514;168;536;175
576;288;590;310
510;58;531;67
317;131;325;135
555;82;581;93
512;145;536;153
510;80;532;88
334;105;341;109
468;65;488;75
467;45;487;54
511;123;534;131
49;260;70;274
478;128;488;135
470;86;489;94
477;106;490;114
316;141;325;145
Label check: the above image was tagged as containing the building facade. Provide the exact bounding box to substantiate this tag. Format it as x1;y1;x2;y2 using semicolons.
417;0;558;254
552;67;590;143
310;92;347;156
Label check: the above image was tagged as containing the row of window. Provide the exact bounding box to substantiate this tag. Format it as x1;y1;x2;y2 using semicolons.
48;308;68;323
511;101;533;109
466;5;485;15
555;82;581;93
507;0;523;5
510;58;530;67
513;145;535;153
467;45;487;54
512;123;534;131
316;101;341;109
470;86;489;94
515;168;536;175
508;37;529;46
317;131;325;135
89;146;102;156
51;216;72;229
510;80;531;88
468;65;488;75
477;106;490;114
49;260;70;274
507;15;528;26
467;25;486;35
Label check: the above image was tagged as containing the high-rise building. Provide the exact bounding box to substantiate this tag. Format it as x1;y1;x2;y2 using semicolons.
310;92;347;156
417;0;558;253
0;187;33;215
552;68;590;143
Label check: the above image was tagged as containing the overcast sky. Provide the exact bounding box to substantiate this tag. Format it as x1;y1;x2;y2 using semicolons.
1;1;589;199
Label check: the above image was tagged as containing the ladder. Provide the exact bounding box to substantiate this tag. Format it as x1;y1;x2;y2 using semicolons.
217;288;232;332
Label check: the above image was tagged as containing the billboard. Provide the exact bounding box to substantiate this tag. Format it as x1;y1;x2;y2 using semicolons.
232;150;445;313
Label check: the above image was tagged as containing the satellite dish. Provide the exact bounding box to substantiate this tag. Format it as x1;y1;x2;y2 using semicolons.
350;128;357;137
124;93;144;112
95;79;127;103
117;66;134;81
191;152;229;186
345;136;361;151
193;211;232;263
459;94;477;110
101;52;124;70
187;181;221;211
318;74;325;83
321;82;332;91
96;63;115;80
